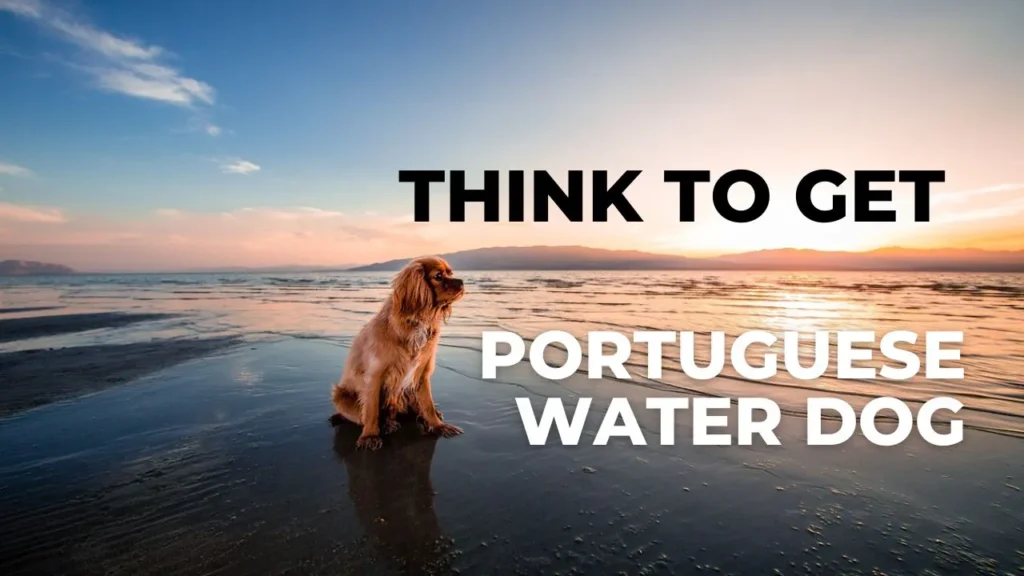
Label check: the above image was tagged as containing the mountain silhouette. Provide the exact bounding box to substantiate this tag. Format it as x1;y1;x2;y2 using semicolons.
0;260;75;276
348;245;1024;272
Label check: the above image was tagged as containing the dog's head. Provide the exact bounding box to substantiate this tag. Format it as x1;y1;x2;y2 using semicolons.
391;256;464;320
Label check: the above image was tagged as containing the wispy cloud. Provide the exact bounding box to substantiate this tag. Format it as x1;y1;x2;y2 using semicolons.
286;207;345;219
930;182;1024;225
157;206;344;221
229;206;344;219
219;159;261;175
93;62;214;107
1;0;218;113
934;196;1024;225
226;207;344;220
335;223;421;243
933;183;1024;205
49;16;162;60
0;161;33;177
0;201;66;223
0;0;40;18
174;118;224;138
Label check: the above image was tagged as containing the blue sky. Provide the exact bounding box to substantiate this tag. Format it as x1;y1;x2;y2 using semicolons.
1;0;1023;270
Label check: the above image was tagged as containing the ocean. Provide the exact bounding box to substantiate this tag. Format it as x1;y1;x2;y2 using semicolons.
2;270;1024;574
3;270;1022;436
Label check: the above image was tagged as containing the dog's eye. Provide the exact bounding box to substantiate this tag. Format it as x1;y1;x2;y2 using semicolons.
434;272;444;280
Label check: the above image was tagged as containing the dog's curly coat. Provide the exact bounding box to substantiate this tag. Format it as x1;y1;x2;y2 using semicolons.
331;256;465;450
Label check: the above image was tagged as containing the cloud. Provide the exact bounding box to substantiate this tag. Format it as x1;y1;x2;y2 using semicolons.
290;207;344;218
934;196;1024;225
0;0;41;18
174;118;225;137
336;224;418;243
930;182;1024;225
48;16;162;60
933;183;1024;205
219;159;261;175
0;201;66;223
0;161;33;177
158;206;344;221
94;63;214;107
228;207;343;220
1;0;216;108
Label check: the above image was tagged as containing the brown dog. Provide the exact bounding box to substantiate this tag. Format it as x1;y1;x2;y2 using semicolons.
331;256;465;450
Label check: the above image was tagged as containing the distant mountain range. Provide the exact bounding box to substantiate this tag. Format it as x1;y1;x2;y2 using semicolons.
348;246;1024;272
0;260;75;276
4;247;1023;275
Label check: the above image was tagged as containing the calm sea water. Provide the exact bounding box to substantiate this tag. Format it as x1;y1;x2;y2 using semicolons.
2;271;1022;437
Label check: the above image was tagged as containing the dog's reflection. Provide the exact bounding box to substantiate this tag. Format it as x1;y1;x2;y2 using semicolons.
332;415;453;574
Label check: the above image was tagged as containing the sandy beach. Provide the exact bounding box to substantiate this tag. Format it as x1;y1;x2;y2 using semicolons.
1;272;1022;575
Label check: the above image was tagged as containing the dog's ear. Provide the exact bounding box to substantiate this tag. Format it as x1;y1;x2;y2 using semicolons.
392;260;433;316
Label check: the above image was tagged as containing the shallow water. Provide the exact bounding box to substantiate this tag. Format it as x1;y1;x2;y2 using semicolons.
2;270;1023;435
1;341;1021;575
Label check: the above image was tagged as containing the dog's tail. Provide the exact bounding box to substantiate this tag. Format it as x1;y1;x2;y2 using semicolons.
330;385;361;426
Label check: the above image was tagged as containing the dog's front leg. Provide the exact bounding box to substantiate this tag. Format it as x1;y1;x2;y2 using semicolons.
382;389;407;435
356;368;390;450
382;407;402;435
408;385;441;421
413;358;462;438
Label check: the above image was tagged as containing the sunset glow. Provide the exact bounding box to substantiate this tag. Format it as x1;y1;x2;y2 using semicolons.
1;1;1022;271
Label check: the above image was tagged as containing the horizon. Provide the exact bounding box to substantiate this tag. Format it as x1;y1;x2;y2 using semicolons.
2;1;1023;271
4;243;1024;274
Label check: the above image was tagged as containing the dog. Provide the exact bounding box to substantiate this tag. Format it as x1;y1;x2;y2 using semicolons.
331;256;465;450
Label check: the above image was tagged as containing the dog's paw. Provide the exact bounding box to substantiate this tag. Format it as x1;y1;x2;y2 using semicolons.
383;419;401;434
428;423;463;438
356;435;383;450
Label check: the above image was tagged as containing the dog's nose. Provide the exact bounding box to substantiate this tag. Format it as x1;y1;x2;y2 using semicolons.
452;278;464;288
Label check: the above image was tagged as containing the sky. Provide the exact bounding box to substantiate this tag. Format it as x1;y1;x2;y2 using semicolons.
1;0;1022;272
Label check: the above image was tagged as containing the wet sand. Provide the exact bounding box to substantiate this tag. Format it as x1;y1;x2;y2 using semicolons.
0;312;178;343
0;306;64;314
0;337;242;417
1;339;1021;575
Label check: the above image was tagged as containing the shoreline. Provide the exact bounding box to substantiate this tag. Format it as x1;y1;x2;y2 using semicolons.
0;306;64;314
0;311;180;344
0;309;242;418
0;337;243;418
